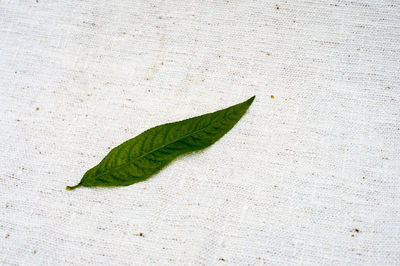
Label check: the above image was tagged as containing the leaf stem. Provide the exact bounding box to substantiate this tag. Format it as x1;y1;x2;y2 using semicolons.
66;184;81;190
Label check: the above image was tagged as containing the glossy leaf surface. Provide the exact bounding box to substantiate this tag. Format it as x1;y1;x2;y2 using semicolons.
67;96;255;190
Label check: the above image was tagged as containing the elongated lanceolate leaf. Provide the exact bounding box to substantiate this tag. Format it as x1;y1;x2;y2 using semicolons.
66;96;255;190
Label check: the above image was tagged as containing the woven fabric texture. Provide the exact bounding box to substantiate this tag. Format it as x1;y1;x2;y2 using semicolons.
1;0;399;265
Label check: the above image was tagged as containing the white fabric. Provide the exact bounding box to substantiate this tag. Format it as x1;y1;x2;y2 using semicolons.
1;0;399;265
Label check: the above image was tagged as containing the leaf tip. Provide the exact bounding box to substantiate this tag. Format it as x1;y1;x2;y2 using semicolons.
248;95;256;103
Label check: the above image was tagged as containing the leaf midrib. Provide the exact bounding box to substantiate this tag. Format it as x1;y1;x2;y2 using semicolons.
88;111;232;181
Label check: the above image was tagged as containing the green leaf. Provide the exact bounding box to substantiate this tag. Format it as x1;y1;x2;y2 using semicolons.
66;96;255;190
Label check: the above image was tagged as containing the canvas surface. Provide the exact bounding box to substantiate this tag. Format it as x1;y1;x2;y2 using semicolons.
1;0;399;265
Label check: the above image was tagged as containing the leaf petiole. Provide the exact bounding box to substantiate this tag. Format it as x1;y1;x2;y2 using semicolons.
66;184;81;190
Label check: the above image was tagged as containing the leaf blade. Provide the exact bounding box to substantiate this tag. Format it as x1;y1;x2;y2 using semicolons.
67;96;254;189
